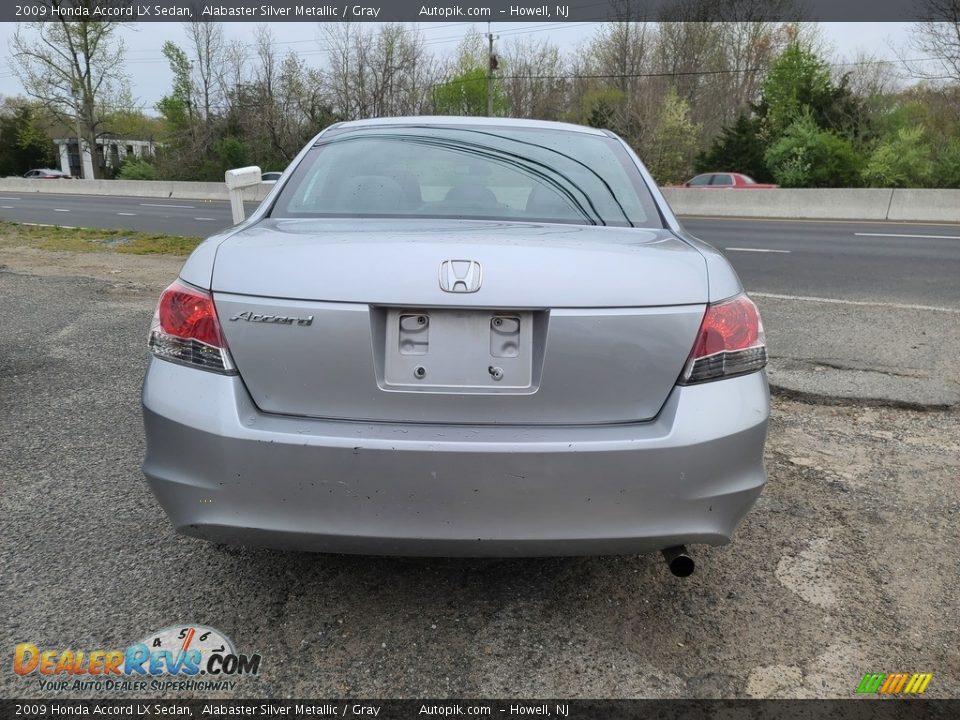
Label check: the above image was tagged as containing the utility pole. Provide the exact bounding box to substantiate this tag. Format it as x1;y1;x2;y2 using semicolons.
486;22;498;117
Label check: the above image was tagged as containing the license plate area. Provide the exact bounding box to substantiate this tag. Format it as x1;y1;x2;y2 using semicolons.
383;309;534;392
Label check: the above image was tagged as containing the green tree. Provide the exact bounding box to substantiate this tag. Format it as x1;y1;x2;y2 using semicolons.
579;87;625;130
432;68;505;116
117;159;157;180
12;15;130;178
862;127;934;188
765;111;863;187
0;103;55;176
761;43;834;134
761;42;864;138
695;113;774;182
103;109;161;140
153;40;207;180
213;136;248;173
933;137;960;189
156;41;194;131
649;90;702;185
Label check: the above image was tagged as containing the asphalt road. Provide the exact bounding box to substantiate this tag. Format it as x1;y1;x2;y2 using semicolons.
1;265;957;700
0;192;958;307
682;217;960;308
0;191;243;235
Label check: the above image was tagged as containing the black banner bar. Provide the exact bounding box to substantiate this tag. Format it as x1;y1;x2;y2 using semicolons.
2;0;953;23
2;699;958;720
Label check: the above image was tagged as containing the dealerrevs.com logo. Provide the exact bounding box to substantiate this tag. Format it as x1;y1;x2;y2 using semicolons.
13;625;261;692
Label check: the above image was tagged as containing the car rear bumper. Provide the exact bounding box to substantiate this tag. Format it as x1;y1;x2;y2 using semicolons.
141;359;769;556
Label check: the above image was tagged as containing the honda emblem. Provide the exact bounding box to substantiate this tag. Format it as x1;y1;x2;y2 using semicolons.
438;260;482;293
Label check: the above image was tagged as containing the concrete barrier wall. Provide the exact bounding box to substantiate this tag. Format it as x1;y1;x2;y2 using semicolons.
885;189;960;223
1;178;958;223
0;178;271;202
662;188;960;223
662;188;893;221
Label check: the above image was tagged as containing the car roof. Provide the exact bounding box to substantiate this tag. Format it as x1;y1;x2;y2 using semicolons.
330;116;609;137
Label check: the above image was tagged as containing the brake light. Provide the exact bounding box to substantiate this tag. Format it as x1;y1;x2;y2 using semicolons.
679;293;767;384
148;279;236;374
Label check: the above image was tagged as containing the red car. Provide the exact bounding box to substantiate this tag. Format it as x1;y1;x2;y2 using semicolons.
680;173;778;189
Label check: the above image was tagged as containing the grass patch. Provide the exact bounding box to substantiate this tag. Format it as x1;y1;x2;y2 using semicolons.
0;221;202;256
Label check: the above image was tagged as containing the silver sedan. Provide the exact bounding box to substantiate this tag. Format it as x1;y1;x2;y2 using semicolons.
141;117;769;574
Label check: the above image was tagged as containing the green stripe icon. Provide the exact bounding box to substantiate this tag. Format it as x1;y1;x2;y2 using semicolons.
856;673;886;693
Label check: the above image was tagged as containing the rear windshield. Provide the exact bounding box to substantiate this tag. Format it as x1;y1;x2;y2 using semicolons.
270;125;663;228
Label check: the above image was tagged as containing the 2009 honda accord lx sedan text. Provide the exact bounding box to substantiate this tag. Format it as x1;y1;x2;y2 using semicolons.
141;117;769;573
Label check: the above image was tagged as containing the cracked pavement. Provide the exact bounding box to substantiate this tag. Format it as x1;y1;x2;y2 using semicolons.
1;250;958;699
757;296;960;410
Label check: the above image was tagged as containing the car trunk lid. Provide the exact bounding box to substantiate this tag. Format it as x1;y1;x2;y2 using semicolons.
212;219;707;424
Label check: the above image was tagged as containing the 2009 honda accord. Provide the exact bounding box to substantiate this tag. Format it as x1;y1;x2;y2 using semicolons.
141;117;769;570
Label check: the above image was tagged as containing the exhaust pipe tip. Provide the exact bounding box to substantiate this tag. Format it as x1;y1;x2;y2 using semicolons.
661;546;695;577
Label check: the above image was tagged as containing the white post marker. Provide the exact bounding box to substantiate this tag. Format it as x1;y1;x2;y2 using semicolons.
224;166;262;224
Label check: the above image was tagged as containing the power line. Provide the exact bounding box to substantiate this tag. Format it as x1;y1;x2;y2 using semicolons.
433;56;940;86
0;53;936;85
122;21;480;54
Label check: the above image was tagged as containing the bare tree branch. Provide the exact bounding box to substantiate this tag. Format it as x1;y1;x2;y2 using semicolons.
11;1;131;178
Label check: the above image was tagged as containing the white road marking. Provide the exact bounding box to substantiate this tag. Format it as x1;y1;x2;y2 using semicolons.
0;196;21;200
19;223;76;229
0;205;14;209
855;232;960;240
194;217;217;221
726;247;791;253
139;202;195;209
53;208;70;212
752;292;960;314
117;212;137;216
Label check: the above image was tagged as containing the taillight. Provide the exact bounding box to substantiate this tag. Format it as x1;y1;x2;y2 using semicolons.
679;293;767;384
148;279;236;374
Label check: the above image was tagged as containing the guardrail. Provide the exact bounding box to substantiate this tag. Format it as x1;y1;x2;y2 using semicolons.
1;178;958;223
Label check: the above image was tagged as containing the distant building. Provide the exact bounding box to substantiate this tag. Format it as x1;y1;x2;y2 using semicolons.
53;137;157;179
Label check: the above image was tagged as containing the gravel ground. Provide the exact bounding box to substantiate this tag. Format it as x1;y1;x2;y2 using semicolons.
1;250;957;699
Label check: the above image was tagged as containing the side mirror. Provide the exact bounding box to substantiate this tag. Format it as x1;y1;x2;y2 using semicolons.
225;166;262;224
